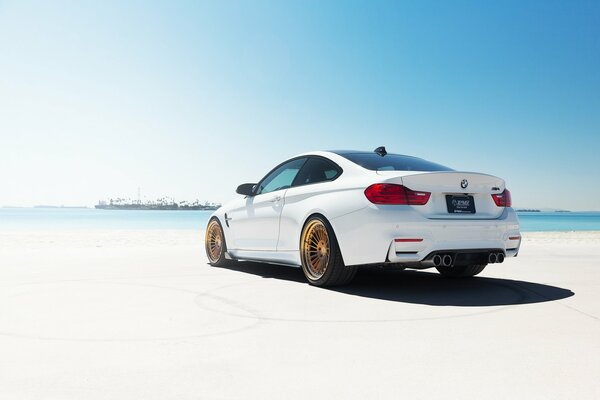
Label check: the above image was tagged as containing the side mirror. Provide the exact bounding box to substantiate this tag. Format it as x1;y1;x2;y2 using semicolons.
236;183;256;196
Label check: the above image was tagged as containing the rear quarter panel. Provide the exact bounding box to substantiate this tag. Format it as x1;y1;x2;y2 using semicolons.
277;179;371;251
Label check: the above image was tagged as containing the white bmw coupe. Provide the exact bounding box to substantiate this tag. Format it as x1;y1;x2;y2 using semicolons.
205;147;521;286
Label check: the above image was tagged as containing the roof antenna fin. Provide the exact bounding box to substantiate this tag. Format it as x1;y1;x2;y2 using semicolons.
374;146;387;157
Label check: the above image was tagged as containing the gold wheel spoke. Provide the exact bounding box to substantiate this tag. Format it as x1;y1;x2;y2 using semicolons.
206;221;224;263
301;220;330;279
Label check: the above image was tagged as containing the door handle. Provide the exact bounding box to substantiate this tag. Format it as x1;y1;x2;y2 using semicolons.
270;195;282;203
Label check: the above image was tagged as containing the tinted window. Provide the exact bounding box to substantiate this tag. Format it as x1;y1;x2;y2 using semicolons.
257;158;307;194
293;157;341;186
341;153;452;172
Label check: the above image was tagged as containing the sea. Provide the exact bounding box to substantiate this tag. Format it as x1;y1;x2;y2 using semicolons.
1;208;599;232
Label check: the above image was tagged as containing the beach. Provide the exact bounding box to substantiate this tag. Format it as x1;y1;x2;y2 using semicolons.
1;228;599;399
3;0;599;397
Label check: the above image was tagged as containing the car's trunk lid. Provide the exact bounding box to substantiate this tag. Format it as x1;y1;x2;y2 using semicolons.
377;171;506;219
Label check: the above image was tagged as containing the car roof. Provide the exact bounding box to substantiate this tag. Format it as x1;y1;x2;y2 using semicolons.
326;150;370;155
326;150;423;159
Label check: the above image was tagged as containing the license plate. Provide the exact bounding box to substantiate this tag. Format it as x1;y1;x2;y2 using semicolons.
446;195;476;214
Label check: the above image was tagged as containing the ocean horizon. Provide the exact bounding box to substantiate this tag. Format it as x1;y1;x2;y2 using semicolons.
1;208;599;232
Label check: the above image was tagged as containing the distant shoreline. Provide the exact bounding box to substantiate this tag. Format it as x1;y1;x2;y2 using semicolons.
34;205;89;209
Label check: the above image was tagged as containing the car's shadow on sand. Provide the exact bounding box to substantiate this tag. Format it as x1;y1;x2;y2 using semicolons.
213;261;574;307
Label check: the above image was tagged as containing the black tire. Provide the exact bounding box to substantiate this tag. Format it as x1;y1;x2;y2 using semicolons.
205;218;231;267
300;215;357;287
436;264;486;278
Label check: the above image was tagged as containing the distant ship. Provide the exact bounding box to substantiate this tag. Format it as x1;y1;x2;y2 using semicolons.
95;200;220;211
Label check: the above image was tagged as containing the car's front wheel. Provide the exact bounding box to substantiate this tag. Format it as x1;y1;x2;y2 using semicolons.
205;218;230;266
436;264;486;278
300;216;356;287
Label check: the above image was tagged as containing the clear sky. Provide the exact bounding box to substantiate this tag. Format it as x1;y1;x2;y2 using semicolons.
1;0;598;210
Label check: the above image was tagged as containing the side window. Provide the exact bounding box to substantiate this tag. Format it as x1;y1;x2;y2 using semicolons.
257;158;307;195
293;157;342;187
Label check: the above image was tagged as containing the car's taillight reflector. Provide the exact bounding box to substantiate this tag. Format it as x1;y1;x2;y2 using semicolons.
492;189;512;207
394;238;424;242
364;184;431;205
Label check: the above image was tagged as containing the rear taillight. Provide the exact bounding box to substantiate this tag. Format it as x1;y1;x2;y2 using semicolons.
364;184;431;205
492;189;512;207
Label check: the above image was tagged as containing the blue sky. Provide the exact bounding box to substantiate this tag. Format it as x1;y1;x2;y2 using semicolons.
1;0;598;210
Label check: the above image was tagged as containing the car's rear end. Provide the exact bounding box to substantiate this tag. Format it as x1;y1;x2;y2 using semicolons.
328;150;521;270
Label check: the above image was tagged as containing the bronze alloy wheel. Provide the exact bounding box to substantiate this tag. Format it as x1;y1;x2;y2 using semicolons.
205;219;225;264
301;219;331;280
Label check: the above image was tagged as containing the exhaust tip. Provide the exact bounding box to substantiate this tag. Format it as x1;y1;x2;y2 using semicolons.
442;254;453;267
496;253;505;263
432;255;442;267
488;253;497;264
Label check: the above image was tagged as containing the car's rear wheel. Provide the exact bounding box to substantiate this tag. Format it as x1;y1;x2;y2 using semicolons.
300;216;356;287
205;218;229;266
436;264;486;278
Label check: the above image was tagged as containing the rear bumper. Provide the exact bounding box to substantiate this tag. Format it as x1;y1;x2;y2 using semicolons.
329;205;521;266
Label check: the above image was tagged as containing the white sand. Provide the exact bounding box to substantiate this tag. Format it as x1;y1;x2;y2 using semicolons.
1;229;599;399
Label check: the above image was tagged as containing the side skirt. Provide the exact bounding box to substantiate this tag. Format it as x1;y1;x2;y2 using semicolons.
227;249;301;267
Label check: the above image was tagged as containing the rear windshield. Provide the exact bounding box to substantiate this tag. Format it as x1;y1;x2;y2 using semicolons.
341;153;453;172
